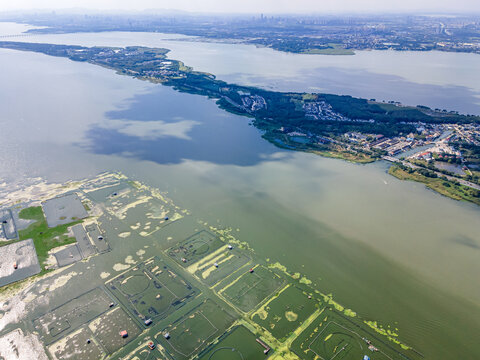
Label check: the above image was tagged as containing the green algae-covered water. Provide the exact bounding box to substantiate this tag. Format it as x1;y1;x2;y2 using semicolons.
0;26;479;359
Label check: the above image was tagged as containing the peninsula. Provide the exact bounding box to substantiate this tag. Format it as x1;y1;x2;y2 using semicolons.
1;41;479;204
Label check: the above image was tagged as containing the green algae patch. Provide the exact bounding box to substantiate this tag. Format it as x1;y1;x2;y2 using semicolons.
320;292;358;318
322;294;344;312
343;308;357;317
285;311;298;322
299;276;312;285
268;262;288;273
257;308;269;320
364;320;411;350
208;225;254;251
127;180;142;189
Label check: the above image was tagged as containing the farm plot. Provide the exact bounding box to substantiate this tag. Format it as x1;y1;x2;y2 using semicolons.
155;299;235;360
168;230;225;267
121;340;163;360
308;321;365;360
252;285;319;341
292;309;404;360
42;193;88;228
220;266;286;313
88;306;141;354
48;326;105;360
198;326;272;360
33;287;114;345
99;184;183;235
192;247;250;287
106;257;198;323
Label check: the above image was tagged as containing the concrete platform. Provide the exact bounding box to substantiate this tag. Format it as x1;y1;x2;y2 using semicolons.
54;244;83;267
43;193;88;228
0;208;17;241
72;224;97;258
85;223;110;253
0;239;41;287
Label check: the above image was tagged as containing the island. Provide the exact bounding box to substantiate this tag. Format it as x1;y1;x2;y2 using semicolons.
0;41;479;205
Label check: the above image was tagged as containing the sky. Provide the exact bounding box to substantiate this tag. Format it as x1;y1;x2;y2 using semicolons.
0;0;479;14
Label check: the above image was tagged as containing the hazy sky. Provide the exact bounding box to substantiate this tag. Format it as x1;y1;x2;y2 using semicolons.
1;0;479;14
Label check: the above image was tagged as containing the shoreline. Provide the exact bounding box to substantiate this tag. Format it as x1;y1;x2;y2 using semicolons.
0;40;478;205
388;165;480;205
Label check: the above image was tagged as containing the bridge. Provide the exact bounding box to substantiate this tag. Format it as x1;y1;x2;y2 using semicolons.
0;33;38;39
382;155;401;163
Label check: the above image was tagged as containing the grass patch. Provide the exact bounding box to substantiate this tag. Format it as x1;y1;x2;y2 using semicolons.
0;239;20;248
389;166;480;206
18;206;80;269
0;271;44;297
314;148;375;164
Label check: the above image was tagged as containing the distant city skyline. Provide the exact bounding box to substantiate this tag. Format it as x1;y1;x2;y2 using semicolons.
1;0;480;14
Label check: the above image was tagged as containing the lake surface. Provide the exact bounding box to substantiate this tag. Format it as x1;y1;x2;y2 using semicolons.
0;22;43;36
6;30;480;115
0;26;480;359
